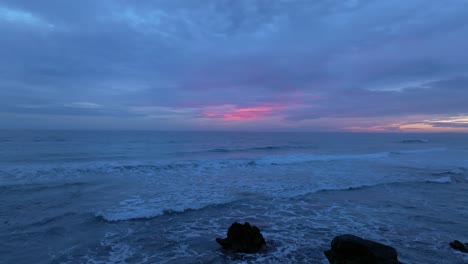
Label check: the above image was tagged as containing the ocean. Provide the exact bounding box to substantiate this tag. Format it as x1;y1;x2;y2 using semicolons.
0;131;467;263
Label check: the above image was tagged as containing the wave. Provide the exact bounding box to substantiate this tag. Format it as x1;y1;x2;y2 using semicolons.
112;163;200;171
0;181;87;193
32;138;69;142
308;175;466;198
29;212;78;227
432;167;467;175
399;139;429;144
426;175;466;183
426;176;453;183
95;174;467;222
257;152;390;165
177;145;313;155
96;206;193;222
429;169;467;183
390;147;446;155
207;148;231;153
249;145;311;151
2;148;452;185
95;199;233;222
258;147;447;165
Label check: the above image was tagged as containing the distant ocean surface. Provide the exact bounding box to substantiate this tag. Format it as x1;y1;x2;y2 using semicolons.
1;131;467;263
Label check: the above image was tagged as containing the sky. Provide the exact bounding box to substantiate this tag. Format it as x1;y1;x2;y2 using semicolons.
1;0;468;132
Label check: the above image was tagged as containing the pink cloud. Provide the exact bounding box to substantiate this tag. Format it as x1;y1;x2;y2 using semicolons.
202;105;277;121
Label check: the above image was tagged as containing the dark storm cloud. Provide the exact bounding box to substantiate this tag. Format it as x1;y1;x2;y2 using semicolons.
1;0;468;130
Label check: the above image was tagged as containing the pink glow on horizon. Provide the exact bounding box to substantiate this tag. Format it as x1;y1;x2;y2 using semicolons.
203;105;276;121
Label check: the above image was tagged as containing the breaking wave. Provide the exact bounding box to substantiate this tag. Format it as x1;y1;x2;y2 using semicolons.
1;147;451;185
95;198;232;222
95;174;466;222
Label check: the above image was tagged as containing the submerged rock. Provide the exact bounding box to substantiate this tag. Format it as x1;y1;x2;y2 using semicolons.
324;234;400;264
450;240;468;253
216;222;266;253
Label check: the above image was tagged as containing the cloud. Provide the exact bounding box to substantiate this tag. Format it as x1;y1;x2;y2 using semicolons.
430;122;468;128
0;0;467;130
0;6;53;28
282;76;468;121
202;105;279;121
424;116;468;128
65;102;102;109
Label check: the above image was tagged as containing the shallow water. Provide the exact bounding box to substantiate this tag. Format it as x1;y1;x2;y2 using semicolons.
1;131;467;263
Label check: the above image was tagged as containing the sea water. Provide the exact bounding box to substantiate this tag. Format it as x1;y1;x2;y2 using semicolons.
0;131;467;263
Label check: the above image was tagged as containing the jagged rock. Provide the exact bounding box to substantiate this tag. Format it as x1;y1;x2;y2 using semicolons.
324;234;400;264
216;222;266;253
450;240;468;253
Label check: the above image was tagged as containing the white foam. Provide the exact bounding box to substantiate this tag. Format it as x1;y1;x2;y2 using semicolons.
449;167;466;175
427;176;453;183
84;230;138;264
96;196;230;222
96;198;165;221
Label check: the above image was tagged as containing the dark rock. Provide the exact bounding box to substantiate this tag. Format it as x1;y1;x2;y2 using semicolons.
324;234;400;264
216;222;266;253
450;240;468;253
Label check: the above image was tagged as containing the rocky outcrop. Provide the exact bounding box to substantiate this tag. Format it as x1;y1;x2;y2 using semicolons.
216;222;266;253
324;234;400;264
450;240;468;253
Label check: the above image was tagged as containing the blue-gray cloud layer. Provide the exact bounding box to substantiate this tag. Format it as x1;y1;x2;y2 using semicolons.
1;0;468;130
